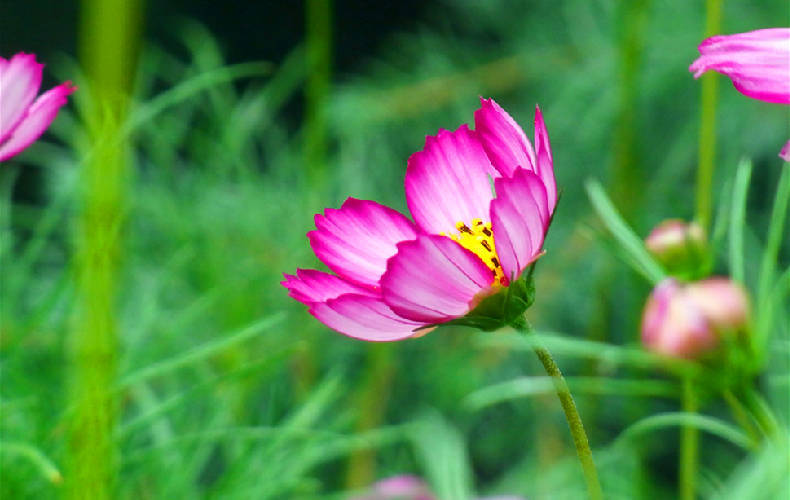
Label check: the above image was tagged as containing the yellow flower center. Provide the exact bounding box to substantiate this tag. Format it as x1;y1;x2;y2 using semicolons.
443;218;506;286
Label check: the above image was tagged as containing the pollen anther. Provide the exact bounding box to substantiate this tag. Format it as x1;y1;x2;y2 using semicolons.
443;219;506;286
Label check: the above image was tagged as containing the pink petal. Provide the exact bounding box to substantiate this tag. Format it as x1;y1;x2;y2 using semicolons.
380;234;494;323
309;294;423;342
780;140;790;161
281;269;376;306
0;81;75;162
308;198;417;288
474;97;537;178
490;169;549;281
0;53;44;143
533;105;557;214
689;28;790;104
405;125;500;235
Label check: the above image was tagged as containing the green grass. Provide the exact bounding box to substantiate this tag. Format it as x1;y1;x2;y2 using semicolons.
1;1;789;498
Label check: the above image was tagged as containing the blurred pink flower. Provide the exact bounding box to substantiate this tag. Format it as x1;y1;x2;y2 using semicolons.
351;475;526;500
354;475;435;500
283;98;555;341
641;277;749;359
690;28;790;104
0;53;75;162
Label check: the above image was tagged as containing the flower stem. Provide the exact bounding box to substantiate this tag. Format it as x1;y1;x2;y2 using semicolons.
695;0;722;231
679;376;699;500
513;319;603;500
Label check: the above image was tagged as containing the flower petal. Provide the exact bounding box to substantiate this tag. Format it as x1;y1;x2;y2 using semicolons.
689;28;790;104
381;234;494;323
533;105;557;214
405;124;500;235
474;97;536;178
281;269;376;306
490;169;549;281
309;294;423;342
780;139;790;162
308;198;417;287
0;53;44;143
0;81;75;162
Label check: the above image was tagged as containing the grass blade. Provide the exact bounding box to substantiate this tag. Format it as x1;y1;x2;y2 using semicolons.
728;158;752;284
585;179;666;284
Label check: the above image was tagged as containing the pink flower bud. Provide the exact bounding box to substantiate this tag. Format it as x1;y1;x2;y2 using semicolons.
641;278;750;359
645;220;708;278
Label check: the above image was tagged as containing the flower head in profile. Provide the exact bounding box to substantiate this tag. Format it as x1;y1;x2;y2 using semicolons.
0;53;75;162
283;98;556;341
689;28;790;160
641;277;750;359
690;28;790;104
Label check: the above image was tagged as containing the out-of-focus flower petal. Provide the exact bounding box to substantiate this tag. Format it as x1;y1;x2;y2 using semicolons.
490;169;549;281
0;53;43;142
309;198;417;288
780;139;790;161
533;105;557;213
689;28;790;104
309;294;422;342
280;269;376;305
0;81;75;162
381;234;494;323
405;125;500;235
474;97;536;178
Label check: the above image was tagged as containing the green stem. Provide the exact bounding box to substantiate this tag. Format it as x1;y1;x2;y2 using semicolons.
695;0;722;231
679;376;699;500
304;0;332;189
66;1;142;498
513;319;603;500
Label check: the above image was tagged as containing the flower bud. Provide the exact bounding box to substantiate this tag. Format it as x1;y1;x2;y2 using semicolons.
641;277;750;359
645;220;708;278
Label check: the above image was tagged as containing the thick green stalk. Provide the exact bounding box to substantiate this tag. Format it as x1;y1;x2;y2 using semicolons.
679;376;698;500
305;0;332;189
66;1;142;498
695;0;722;231
513;319;603;500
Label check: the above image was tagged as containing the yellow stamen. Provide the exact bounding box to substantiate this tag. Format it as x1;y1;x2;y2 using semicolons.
442;218;506;286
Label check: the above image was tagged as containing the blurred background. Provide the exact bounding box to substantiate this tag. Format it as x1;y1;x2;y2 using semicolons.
1;1;788;498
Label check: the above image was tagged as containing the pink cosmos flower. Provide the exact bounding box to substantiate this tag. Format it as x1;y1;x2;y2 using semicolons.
689;28;790;104
283;98;556;341
689;28;790;161
0;53;75;162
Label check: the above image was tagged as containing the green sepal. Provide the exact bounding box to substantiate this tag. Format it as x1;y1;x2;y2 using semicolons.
426;271;536;332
